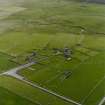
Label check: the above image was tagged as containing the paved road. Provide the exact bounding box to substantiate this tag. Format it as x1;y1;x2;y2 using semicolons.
22;79;82;105
0;61;82;105
98;97;105;105
2;62;35;79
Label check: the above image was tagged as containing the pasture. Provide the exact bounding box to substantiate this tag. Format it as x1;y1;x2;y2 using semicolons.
0;0;105;105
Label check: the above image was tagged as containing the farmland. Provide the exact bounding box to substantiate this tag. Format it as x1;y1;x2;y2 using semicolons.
0;0;105;105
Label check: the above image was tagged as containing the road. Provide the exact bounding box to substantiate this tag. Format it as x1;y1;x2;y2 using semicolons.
2;62;35;79
98;97;105;105
0;61;82;105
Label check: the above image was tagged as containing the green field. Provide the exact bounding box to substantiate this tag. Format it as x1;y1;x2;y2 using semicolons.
0;76;72;105
0;87;36;105
0;52;17;73
0;0;105;105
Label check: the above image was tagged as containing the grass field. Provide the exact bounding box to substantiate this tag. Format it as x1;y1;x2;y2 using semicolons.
0;0;105;105
0;76;73;105
0;52;17;73
0;87;36;105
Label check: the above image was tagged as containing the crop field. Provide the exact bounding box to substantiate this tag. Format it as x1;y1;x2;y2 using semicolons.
0;0;105;105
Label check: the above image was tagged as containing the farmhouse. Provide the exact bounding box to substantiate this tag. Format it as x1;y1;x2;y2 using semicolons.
64;47;72;60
